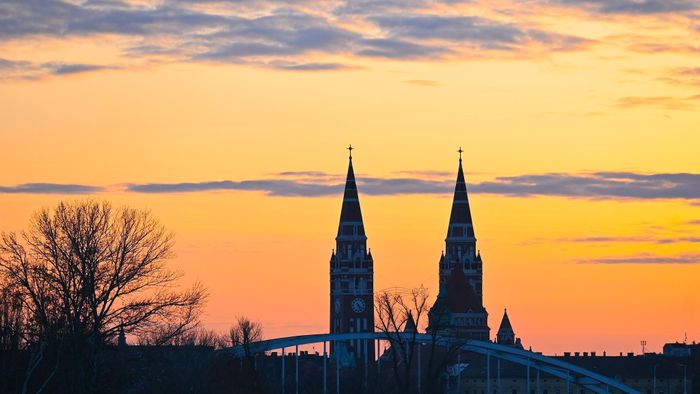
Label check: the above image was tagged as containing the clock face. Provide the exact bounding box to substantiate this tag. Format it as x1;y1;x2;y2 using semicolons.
334;299;341;314
351;298;366;313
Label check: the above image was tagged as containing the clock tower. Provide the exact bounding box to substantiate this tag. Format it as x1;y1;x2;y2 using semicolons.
330;146;375;363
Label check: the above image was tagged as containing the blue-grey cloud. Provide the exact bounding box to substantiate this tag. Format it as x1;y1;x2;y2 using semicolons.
0;58;114;80
126;177;452;196
580;253;700;264
553;0;699;14
7;171;700;200
357;38;451;59
127;180;341;196
44;63;113;75
0;183;103;194
472;172;700;200
269;61;354;71
0;0;591;75
558;236;700;244
370;15;590;51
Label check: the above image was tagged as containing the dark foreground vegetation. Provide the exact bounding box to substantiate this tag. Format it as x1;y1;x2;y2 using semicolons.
0;200;266;393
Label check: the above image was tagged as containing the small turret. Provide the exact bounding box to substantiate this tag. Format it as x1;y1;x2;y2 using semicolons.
496;309;522;348
404;312;417;333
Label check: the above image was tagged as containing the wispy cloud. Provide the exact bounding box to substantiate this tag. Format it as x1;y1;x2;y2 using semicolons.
557;235;700;244
269;61;356;71
616;95;700;110
0;183;103;194
472;172;700;200
44;63;114;76
580;253;700;264
0;58;114;80
6;171;700;201
0;0;592;78
554;0;699;15
370;14;591;53
127;180;342;196
658;67;700;86
126;177;452;196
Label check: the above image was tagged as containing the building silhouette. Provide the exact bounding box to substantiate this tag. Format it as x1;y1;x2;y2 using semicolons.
428;151;490;341
329;146;374;363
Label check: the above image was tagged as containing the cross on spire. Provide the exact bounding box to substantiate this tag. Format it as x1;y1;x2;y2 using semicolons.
347;144;354;159
458;146;463;161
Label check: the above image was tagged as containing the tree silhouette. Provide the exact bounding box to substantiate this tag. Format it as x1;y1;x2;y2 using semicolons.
0;200;206;392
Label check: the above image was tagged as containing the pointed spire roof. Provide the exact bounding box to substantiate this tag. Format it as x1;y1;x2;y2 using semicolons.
448;150;474;228
404;312;417;333
497;309;515;336
337;145;365;236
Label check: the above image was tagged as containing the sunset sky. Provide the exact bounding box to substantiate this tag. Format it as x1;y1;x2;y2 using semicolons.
1;0;699;355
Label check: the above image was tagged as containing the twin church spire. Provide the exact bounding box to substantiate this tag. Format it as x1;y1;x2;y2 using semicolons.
331;145;489;350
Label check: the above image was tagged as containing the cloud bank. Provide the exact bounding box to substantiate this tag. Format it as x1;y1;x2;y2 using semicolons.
0;0;603;79
472;172;700;200
4;171;700;202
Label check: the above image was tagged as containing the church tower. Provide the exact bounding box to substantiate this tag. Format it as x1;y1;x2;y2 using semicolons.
330;146;375;362
428;149;490;341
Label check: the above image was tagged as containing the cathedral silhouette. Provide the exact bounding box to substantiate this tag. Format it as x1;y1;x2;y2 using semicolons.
329;146;518;362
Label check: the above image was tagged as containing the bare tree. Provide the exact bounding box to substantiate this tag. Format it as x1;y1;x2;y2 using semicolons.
375;287;429;393
0;280;25;351
375;286;464;394
228;316;264;391
229;316;263;357
138;325;227;349
0;200;206;392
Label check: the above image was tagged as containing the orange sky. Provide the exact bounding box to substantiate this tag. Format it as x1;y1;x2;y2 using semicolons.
1;0;699;355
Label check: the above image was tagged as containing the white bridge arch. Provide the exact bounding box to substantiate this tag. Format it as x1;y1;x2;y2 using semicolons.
225;332;639;394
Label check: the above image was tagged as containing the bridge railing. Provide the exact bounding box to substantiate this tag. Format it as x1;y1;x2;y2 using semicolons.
223;332;640;394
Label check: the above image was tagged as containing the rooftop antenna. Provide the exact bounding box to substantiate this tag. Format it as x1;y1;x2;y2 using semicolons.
641;340;647;354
